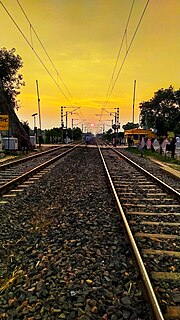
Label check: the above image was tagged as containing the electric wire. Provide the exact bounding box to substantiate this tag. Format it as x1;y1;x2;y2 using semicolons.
100;0;135;123
16;0;76;104
101;0;150;122
0;1;74;107
107;0;149;103
105;0;135;101
1;0;149;131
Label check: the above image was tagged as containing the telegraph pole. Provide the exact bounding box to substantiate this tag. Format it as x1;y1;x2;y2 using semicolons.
36;80;42;146
60;106;64;128
132;80;136;124
116;107;120;139
65;111;68;129
60;106;80;143
60;106;65;143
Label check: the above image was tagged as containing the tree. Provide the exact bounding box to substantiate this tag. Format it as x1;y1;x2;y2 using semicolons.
0;48;31;150
45;126;82;143
122;122;139;131
22;121;30;136
139;86;180;136
45;127;62;143
0;47;25;107
103;128;113;142
72;127;82;140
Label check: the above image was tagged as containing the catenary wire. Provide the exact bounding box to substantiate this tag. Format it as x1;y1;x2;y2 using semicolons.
105;0;150;106
0;1;74;107
16;0;76;104
101;0;150;123
100;0;136;122
105;0;136;102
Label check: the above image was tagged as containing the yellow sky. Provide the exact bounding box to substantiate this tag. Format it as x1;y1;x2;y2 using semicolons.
1;0;180;133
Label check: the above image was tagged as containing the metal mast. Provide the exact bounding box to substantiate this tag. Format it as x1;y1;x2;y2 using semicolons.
132;80;136;123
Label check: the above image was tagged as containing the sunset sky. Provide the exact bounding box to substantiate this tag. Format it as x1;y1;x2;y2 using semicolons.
0;0;180;133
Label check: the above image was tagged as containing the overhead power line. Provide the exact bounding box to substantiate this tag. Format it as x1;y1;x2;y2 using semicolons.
105;0;136;101
102;0;150;113
0;1;74;106
16;0;76;104
100;0;135;123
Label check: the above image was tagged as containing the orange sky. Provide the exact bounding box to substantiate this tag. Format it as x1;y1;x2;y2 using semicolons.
1;0;180;133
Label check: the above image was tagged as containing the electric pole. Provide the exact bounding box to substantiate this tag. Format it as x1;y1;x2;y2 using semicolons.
36;80;42;147
132;80;136;124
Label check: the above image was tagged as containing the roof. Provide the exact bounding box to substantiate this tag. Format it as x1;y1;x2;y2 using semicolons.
124;128;155;135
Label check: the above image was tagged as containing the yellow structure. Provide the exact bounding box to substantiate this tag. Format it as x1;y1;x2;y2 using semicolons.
124;128;156;145
0;115;9;130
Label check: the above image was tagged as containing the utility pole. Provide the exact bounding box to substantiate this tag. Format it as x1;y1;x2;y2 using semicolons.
116;107;120;139
72;118;73;141
132;80;136;124
32;112;38;144
60;106;64;128
36;80;42;146
60;106;65;143
65;111;68;129
59;107;80;143
116;107;119;126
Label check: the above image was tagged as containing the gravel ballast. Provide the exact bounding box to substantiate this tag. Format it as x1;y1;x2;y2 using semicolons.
0;147;152;319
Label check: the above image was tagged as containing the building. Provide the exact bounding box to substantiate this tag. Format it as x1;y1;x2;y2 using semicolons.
124;128;156;145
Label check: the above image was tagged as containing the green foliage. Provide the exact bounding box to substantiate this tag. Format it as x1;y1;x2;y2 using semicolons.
122;122;139;130
45;126;82;143
0;47;25;106
139;86;180;136
129;146;180;165
174;121;180;135
103;128;113;141
45;127;62;143
72;127;82;140
21;121;30;136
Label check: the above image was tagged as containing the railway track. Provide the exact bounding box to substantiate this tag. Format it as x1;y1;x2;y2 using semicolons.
98;143;180;320
0;142;179;319
118;148;180;194
0;144;79;197
0;145;153;320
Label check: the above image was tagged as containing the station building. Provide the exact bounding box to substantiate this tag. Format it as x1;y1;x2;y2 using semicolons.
124;128;156;145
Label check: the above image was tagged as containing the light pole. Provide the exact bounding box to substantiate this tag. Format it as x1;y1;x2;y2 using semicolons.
32;113;38;143
36;80;42;147
59;107;80;143
132;80;136;124
72;118;79;141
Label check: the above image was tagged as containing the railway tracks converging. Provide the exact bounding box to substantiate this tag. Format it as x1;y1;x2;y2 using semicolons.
98;143;180;320
118;148;180;194
0;141;179;319
0;144;80;197
0;145;153;320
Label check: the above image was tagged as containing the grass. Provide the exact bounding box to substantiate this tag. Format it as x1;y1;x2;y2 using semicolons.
0;267;24;294
128;146;180;167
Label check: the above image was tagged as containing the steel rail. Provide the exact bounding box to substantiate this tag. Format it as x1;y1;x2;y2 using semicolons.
98;145;164;320
111;147;180;199
0;145;78;197
0;146;70;170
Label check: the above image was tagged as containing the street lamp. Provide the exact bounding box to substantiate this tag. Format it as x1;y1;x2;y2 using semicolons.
32;113;38;143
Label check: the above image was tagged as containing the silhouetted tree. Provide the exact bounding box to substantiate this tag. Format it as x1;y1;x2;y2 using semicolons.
0;47;31;150
122;122;139;130
45;126;82;143
22;121;30;136
45;127;62;143
139;86;180;136
103;128;113;142
72;127;82;140
0;47;25;108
